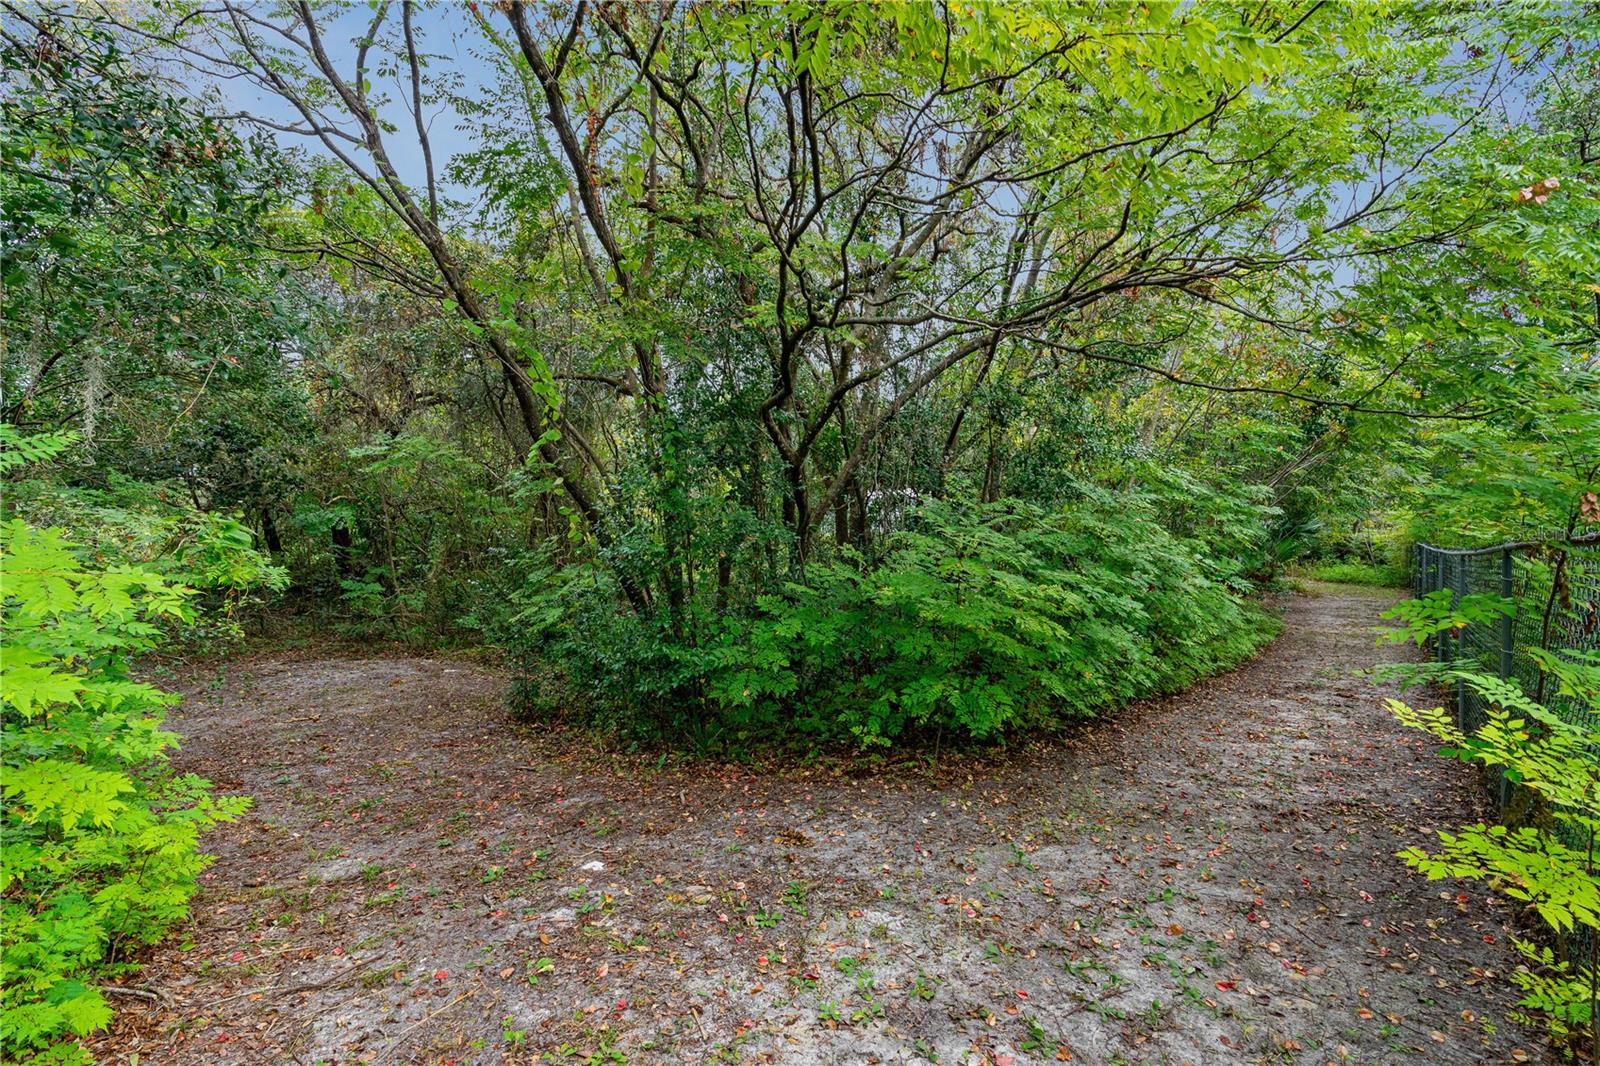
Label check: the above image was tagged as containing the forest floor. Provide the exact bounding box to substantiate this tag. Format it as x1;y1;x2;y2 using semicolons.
92;584;1549;1066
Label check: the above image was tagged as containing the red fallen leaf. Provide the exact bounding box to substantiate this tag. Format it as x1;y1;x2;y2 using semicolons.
216;1033;230;1043
1015;989;1029;998
229;951;245;962
332;946;345;956
1216;979;1237;991
434;969;448;981
615;998;628;1012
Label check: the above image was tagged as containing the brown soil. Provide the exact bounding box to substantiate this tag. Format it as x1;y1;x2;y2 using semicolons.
91;584;1547;1065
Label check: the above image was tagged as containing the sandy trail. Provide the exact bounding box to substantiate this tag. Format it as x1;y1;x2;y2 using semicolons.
93;584;1545;1065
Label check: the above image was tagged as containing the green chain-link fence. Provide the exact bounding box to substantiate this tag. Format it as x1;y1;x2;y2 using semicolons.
1412;534;1599;963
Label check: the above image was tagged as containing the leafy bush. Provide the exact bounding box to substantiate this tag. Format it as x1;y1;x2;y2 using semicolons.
1293;559;1412;587
0;429;269;1061
3;475;287;650
504;494;1279;748
1383;601;1598;1057
0;519;252;1063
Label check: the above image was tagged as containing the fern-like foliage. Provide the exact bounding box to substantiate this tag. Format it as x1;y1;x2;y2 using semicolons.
507;493;1280;747
1382;610;1599;1055
0;517;251;1063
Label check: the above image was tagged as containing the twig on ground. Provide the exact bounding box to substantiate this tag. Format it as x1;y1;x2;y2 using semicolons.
689;1003;710;1043
98;985;166;1005
384;989;475;1054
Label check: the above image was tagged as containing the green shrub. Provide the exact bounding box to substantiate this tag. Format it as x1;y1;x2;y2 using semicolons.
1;457;286;651
0;520;251;1063
1293;559;1412;587
504;494;1280;747
1382;599;1599;1056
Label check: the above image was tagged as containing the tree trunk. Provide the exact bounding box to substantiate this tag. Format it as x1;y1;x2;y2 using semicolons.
260;507;283;554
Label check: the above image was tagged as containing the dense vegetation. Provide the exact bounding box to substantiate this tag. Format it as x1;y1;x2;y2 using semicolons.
2;1;1597;1061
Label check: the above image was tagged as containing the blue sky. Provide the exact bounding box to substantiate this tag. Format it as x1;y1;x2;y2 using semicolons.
213;5;491;205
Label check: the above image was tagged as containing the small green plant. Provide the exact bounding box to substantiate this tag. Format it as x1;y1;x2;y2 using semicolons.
526;956;556;986
849;993;884;1023
1019;1018;1053;1053
782;881;810;917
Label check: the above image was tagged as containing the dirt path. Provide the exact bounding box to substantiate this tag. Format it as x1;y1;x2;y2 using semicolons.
93;585;1546;1066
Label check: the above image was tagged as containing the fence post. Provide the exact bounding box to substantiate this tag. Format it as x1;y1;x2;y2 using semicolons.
1498;547;1515;807
1438;554;1451;666
1498;548;1514;680
1454;555;1468;730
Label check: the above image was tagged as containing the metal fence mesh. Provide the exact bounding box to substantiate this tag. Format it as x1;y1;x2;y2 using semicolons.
1413;539;1599;964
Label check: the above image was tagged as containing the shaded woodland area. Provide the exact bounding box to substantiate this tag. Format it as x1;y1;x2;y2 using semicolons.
2;2;1598;1062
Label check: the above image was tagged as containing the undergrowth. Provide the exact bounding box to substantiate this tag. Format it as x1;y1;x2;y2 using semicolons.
1293;559;1411;587
0;432;273;1064
501;493;1281;750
